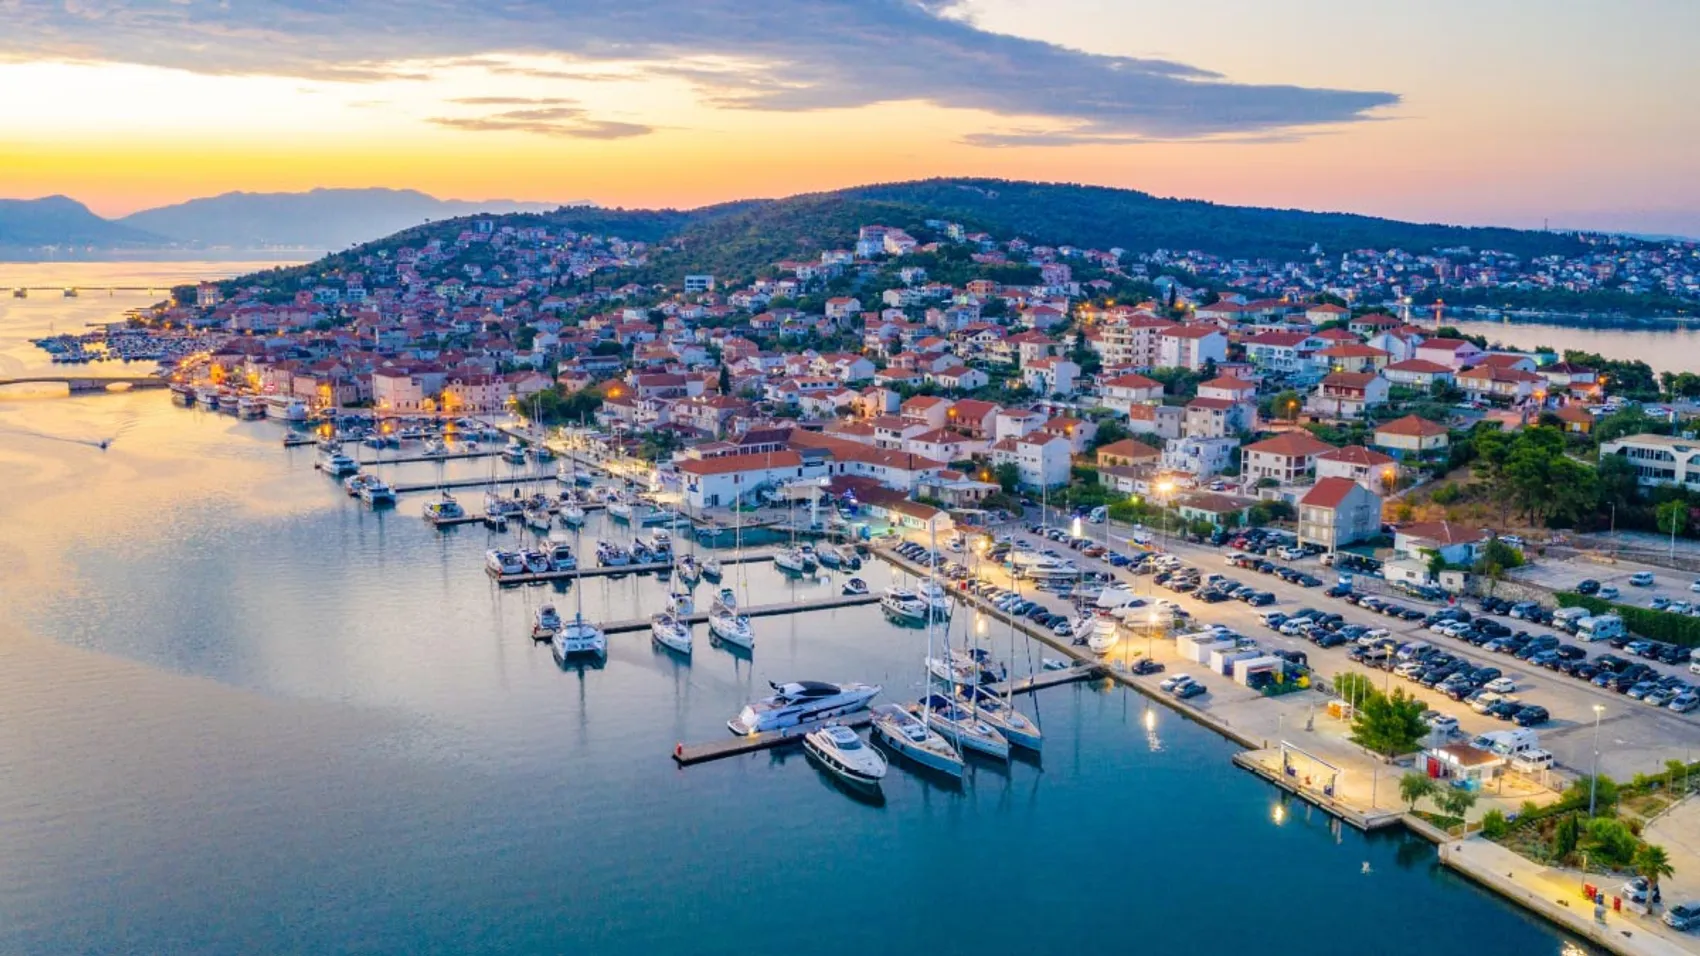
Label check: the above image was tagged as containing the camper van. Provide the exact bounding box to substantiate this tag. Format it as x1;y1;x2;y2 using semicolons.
1552;607;1589;634
1510;749;1555;773
1472;728;1539;757
1577;614;1626;643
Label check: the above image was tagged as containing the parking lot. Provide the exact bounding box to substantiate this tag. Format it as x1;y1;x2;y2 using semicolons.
1513;553;1700;612
894;516;1700;783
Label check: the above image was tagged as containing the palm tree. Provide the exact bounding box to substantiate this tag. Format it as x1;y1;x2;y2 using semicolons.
1634;844;1675;901
1400;772;1438;812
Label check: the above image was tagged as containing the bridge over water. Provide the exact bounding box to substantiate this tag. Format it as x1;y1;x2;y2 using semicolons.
0;375;169;394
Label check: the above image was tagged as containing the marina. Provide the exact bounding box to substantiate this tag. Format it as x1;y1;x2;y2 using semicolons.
0;266;1610;956
671;665;1102;765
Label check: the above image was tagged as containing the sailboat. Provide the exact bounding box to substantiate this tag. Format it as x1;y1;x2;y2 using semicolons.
871;527;965;778
773;494;815;574
701;554;724;581
707;505;754;649
666;551;695;616
916;521;1008;760
650;609;692;656
559;500;587;527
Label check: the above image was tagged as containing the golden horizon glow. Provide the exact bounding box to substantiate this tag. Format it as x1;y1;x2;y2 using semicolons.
3;0;1699;234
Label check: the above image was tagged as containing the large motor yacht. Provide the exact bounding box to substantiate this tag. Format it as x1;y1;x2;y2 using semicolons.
727;681;880;736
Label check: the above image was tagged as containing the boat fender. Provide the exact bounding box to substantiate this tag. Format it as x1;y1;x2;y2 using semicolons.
674;742;683;759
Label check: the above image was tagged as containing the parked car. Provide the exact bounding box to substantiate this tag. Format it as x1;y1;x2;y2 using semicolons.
1663;902;1700;931
1174;681;1208;700
1512;705;1550;726
1577;579;1601;595
1599;585;1619;599
1631;571;1656;587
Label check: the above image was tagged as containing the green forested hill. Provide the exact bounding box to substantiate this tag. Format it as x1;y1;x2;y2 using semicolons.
232;177;1604;292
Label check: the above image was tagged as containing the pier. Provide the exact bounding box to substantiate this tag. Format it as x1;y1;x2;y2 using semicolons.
671;664;1104;766
600;591;879;634
489;551;775;584
391;473;559;494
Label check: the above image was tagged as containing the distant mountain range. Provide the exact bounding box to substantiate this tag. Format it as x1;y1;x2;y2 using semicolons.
3;179;1608;268
0;189;571;255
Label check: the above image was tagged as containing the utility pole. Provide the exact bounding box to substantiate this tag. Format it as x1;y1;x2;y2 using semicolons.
1589;704;1605;816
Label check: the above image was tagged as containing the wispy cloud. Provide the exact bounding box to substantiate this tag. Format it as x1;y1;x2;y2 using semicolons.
429;106;652;140
2;0;1400;141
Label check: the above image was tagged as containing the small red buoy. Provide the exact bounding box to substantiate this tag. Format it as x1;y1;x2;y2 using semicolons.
674;742;683;758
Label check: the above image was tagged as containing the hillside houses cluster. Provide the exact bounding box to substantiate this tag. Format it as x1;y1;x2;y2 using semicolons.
154;211;1626;555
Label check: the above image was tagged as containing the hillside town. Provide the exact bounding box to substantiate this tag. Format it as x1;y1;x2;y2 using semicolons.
143;215;1697;564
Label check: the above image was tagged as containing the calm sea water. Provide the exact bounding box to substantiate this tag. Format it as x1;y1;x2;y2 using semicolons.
1439;316;1700;373
0;265;1592;955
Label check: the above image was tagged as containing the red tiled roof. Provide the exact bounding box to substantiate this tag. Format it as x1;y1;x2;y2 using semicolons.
1299;476;1363;509
1245;433;1333;458
676;450;802;476
1317;445;1395;467
1376;414;1448;438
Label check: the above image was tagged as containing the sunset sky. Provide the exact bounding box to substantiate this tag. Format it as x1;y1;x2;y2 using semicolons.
3;0;1697;234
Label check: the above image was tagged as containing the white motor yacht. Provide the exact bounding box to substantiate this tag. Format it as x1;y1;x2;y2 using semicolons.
547;539;577;572
803;724;888;790
552;616;607;660
842;577;869;596
954;685;1043;751
918;693;1010;760
235;396;266;419
533;604;563;639
423;492;465;524
1096;583;1141;609
1086;614;1120;656
728;681;881;735
869;703;964;778
263;394;308;421
880;586;928;623
501;439;527;464
916;580;954;619
650;611;693;655
485;549;525;576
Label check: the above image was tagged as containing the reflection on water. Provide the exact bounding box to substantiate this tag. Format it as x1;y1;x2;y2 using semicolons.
0;266;1594;955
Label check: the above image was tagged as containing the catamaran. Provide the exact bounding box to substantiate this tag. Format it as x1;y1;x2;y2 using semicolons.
358;478;396;507
552;547;606;660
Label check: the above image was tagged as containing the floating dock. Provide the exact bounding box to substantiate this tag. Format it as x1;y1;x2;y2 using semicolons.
671;664;1104;766
488;551;775;584
391;473;560;494
602;591;879;634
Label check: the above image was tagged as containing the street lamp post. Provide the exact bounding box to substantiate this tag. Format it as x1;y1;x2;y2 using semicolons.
1589;704;1606;816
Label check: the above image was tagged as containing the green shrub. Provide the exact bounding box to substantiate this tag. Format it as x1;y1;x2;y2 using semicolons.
1481;809;1510;840
1557;592;1700;648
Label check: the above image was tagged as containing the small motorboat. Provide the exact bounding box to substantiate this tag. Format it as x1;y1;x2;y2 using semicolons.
701;556;724;581
485;549;524;576
547;539;577;572
803;724;888;790
502;439;527;464
842;577;869;596
521;549;550;574
880;586;927;623
533;604;563;640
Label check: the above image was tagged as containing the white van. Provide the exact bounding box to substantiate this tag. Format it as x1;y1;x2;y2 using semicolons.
1088;506;1108;524
1511;749;1554;773
1473;728;1539;757
1578;614;1625;643
1396;641;1433;662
